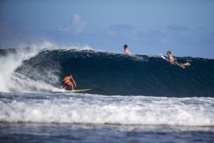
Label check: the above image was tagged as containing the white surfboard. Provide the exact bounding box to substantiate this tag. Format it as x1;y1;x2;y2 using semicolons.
160;53;168;61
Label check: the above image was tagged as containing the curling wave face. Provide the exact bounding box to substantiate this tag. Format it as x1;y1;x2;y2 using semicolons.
0;46;214;97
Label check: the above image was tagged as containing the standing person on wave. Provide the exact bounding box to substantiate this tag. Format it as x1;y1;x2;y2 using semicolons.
124;44;131;55
62;74;76;90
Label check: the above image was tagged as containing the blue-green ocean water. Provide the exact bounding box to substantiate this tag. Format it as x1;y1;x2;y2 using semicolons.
0;47;214;143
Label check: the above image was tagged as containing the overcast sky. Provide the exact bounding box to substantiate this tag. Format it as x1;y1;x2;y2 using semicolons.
1;0;214;58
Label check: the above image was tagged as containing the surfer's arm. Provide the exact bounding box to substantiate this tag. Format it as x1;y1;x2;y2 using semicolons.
70;77;76;87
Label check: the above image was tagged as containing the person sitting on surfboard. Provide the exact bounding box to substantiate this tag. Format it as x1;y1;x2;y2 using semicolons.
124;44;131;55
62;74;76;90
167;51;190;67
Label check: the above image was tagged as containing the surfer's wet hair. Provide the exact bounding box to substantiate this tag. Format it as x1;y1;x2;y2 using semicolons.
167;51;171;54
124;45;128;48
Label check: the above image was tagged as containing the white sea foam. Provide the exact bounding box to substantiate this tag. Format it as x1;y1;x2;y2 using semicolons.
0;47;38;92
0;94;213;126
0;42;54;92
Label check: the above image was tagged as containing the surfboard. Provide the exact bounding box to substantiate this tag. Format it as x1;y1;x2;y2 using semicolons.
131;55;143;61
71;88;91;93
160;53;170;62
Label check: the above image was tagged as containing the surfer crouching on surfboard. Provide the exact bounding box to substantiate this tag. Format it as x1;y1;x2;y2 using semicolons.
124;44;131;55
167;51;190;67
62;74;76;90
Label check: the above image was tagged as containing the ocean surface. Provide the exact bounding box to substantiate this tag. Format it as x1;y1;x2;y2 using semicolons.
0;45;214;143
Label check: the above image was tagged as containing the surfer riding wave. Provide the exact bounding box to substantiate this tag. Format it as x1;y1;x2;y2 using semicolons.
62;74;76;90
